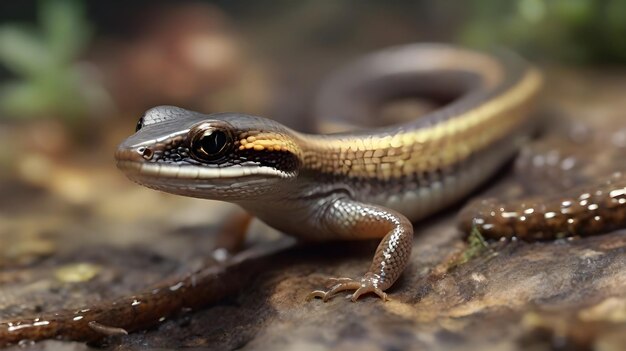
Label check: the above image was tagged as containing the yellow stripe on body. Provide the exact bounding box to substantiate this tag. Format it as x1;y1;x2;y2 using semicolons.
301;67;543;180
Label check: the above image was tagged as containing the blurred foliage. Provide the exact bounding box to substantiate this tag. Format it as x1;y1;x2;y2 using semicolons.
0;0;107;122
0;0;624;127
461;0;626;63
211;0;626;64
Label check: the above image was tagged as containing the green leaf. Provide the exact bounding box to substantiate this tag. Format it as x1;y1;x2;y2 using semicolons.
40;0;91;63
0;26;50;77
0;81;48;118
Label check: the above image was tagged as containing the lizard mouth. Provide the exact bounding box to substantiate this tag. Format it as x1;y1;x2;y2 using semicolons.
116;159;291;180
115;146;293;182
115;160;292;198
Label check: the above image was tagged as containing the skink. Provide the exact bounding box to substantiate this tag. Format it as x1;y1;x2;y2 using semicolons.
115;44;543;301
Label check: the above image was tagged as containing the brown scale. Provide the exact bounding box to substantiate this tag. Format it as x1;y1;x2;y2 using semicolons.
458;172;626;240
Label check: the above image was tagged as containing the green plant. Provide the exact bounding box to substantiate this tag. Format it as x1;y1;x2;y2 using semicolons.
461;0;626;63
0;0;108;123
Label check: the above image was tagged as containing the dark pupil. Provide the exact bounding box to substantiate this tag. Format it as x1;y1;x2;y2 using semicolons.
199;130;227;155
135;117;144;132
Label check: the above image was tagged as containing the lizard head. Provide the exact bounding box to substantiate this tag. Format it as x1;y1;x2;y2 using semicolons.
115;106;302;200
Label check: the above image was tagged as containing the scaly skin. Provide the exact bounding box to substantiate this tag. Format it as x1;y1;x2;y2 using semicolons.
114;44;543;301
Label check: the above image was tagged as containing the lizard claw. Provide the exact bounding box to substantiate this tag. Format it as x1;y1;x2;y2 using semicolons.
306;280;360;302
307;274;388;302
350;285;387;302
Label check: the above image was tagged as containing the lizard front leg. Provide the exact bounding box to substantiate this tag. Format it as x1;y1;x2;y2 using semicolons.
307;198;413;302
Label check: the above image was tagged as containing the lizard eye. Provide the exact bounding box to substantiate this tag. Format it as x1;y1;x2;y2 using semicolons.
189;123;233;161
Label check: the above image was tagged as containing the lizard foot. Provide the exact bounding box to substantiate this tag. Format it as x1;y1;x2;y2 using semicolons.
306;274;388;302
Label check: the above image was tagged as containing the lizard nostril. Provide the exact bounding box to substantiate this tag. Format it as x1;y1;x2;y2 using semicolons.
137;147;154;160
